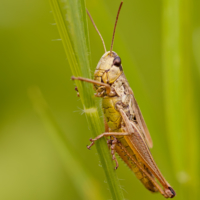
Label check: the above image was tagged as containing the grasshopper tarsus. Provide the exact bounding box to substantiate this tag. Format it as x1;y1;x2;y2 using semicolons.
75;86;78;92
87;138;95;150
113;156;119;170
87;146;91;150
168;187;176;198
73;86;80;97
71;75;76;80
86;144;92;150
163;187;176;198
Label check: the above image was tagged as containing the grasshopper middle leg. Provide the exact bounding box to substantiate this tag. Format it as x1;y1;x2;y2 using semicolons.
87;132;130;169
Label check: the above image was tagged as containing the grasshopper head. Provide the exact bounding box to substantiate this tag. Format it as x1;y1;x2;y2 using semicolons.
87;2;123;88
94;51;123;86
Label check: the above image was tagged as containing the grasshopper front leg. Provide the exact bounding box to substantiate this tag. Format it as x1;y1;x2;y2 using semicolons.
72;76;111;95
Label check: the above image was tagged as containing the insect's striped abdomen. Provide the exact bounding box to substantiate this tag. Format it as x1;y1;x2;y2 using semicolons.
102;96;122;131
102;97;158;192
115;140;158;192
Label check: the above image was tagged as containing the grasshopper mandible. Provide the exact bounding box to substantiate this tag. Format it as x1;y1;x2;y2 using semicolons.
72;2;175;198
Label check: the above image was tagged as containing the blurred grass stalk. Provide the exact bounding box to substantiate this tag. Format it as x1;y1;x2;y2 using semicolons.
49;0;124;199
28;87;104;200
163;0;199;198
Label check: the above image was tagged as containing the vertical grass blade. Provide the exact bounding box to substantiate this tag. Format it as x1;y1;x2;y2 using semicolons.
162;0;199;198
49;0;124;199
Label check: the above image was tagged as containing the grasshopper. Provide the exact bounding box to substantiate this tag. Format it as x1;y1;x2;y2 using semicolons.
72;2;175;198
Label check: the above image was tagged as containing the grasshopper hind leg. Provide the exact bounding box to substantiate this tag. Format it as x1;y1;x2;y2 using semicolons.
165;187;176;198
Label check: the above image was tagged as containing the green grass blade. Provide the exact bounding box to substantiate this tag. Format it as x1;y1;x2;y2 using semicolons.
49;0;124;199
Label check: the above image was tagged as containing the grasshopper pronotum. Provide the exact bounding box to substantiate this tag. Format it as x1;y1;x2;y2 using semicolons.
72;2;176;198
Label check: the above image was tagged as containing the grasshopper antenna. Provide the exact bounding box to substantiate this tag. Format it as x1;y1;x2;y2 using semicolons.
110;1;123;55
86;9;107;53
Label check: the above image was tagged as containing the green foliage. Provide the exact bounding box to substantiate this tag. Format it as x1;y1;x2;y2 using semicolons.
0;0;199;200
163;0;199;198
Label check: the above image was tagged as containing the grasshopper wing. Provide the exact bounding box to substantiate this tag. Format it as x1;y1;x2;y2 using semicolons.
130;90;153;148
119;109;175;197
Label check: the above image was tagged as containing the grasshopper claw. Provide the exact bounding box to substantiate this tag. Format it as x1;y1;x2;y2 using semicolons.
86;145;91;150
75;86;78;92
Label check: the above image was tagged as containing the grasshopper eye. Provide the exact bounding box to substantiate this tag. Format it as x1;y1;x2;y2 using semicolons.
113;56;121;67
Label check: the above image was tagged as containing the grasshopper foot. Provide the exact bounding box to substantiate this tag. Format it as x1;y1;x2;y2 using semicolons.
71;76;76;80
87;138;95;150
74;86;80;97
75;86;78;92
164;187;176;198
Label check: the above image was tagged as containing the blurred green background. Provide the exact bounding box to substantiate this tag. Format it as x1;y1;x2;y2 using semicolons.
1;0;200;200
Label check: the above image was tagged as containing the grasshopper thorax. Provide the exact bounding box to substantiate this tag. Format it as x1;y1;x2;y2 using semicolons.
94;51;123;87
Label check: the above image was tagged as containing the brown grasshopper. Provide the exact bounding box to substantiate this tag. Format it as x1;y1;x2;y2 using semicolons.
72;2;175;198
